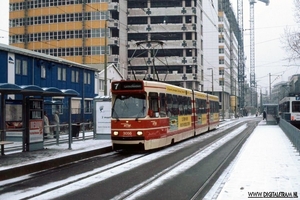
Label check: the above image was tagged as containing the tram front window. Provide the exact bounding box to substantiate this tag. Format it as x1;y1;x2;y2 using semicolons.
112;94;146;118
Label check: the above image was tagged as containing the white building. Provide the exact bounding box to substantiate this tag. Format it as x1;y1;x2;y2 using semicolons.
97;64;123;97
203;0;239;118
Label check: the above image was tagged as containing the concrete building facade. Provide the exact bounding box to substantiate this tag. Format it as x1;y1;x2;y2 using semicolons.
126;0;203;91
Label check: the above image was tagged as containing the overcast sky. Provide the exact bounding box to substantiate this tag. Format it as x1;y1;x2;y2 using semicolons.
231;0;298;92
0;0;298;92
0;0;9;45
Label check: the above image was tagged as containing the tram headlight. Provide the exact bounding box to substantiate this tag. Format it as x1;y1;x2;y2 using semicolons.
113;131;119;136
137;131;143;136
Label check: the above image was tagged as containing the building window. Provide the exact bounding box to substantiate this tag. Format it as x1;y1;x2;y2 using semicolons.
58;67;66;81
71;70;79;83
84;72;91;84
71;99;81;114
41;64;46;78
219;58;224;64
99;79;105;90
22;60;28;75
219;36;224;43
219;69;224;75
219;47;224;54
58;67;61;80
62;68;66;81
219;79;224;86
16;59;21;74
84;99;92;113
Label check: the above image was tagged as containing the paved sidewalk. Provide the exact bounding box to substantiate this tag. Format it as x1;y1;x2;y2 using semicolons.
205;120;300;199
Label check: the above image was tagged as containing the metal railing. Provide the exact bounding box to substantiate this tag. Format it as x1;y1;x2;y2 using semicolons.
44;121;94;145
279;118;300;154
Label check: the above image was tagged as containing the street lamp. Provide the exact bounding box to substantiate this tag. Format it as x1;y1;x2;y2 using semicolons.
103;13;115;96
207;68;214;94
104;14;108;96
222;73;225;121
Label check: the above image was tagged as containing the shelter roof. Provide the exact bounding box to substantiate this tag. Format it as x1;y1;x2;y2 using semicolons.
0;83;22;93
0;83;79;97
20;85;44;94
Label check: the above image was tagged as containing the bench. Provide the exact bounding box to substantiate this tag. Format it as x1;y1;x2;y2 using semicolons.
0;141;14;156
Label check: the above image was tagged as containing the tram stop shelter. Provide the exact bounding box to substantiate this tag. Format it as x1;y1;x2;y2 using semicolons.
263;104;279;125
0;83;79;155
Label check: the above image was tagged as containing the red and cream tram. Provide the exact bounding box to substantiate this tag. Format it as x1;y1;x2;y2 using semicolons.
111;80;219;150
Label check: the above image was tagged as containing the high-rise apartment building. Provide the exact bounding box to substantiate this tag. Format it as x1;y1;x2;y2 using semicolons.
203;0;239;118
8;0;127;78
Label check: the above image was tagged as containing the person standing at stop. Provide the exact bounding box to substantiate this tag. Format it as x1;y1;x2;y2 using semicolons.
53;110;60;138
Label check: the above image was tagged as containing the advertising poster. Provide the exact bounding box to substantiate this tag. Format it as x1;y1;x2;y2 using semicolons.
29;119;43;143
95;101;111;135
5;100;23;137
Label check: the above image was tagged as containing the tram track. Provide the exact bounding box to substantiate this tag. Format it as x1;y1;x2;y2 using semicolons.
0;152;151;200
190;120;259;200
111;121;255;200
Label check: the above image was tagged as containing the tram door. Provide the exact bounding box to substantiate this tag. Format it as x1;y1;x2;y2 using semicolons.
148;92;159;117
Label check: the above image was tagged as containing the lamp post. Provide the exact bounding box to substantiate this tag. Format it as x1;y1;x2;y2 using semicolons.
234;78;237;118
104;14;108;96
222;73;225;121
207;68;214;94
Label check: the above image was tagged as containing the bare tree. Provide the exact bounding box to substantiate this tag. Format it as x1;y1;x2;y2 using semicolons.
282;0;300;61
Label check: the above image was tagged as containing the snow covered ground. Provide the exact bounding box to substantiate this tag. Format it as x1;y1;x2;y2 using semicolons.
205;120;300;199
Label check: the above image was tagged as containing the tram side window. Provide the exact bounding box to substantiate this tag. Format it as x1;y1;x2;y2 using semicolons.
149;92;159;117
159;93;167;117
178;96;184;115
186;97;192;114
195;99;200;114
292;101;300;112
181;96;191;115
172;95;179;116
211;101;218;113
196;99;206;114
201;99;206;114
210;101;214;113
166;94;173;116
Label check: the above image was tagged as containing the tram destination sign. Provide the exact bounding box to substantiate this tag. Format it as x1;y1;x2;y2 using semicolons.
112;81;143;91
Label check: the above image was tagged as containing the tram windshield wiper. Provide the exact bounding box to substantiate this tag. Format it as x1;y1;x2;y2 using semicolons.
135;106;145;121
112;108;120;121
